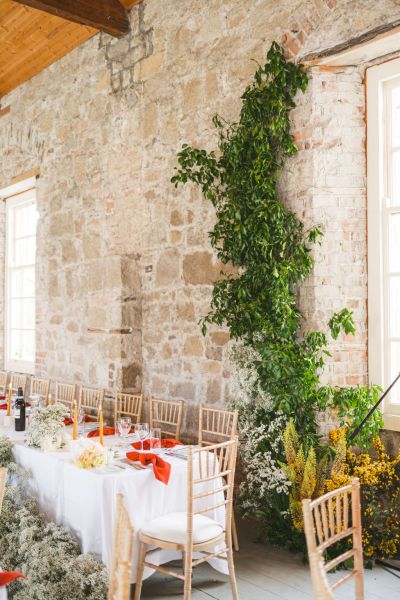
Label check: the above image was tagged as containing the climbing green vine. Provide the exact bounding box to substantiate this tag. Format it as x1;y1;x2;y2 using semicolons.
172;42;383;548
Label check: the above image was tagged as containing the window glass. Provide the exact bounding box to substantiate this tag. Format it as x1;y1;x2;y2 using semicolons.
5;190;38;372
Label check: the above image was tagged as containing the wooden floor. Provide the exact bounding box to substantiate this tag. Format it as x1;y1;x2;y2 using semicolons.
134;522;400;599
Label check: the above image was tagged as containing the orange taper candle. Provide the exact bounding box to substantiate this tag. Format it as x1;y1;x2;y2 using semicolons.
73;400;78;440
99;405;104;446
6;384;11;417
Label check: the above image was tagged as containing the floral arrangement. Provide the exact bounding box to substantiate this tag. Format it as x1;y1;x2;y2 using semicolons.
278;424;400;559
0;436;108;599
25;403;69;451
325;430;400;559
280;420;326;530
73;442;106;469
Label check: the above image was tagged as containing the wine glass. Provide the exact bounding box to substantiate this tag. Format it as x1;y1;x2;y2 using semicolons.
117;417;132;445
135;423;149;451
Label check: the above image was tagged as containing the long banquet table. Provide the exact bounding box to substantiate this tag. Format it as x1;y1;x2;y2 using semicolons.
0;425;227;582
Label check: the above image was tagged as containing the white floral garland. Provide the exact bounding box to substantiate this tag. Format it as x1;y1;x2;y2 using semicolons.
0;436;108;599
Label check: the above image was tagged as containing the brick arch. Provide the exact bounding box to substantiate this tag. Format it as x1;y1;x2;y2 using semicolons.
280;0;336;58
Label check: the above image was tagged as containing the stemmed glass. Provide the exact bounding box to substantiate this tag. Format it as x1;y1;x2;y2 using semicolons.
117;417;132;446
150;428;162;452
135;423;149;451
78;408;85;436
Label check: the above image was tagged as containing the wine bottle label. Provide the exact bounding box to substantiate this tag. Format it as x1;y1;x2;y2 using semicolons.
14;410;20;418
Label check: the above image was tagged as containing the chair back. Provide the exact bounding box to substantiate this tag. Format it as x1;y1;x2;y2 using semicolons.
108;493;134;600
30;377;50;402
187;438;238;548
54;382;76;410
198;405;238;446
150;398;184;440
10;373;27;395
115;392;143;426
0;468;6;514
79;386;104;417
0;371;8;395
302;478;364;600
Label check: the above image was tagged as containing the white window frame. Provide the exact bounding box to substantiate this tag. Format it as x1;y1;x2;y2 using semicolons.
367;57;400;431
4;184;37;375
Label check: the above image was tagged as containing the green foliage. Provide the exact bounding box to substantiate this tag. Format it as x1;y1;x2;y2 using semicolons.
172;42;382;544
328;308;355;340
172;42;313;343
331;384;384;450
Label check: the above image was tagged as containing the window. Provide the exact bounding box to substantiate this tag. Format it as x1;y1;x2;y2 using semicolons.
5;188;38;374
367;57;400;429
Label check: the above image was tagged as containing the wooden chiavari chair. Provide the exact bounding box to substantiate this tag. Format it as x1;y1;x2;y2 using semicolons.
79;386;104;420
198;406;238;446
30;377;50;403
54;382;76;411
108;493;134;600
0;372;8;396
0;468;7;514
10;374;27;395
115;392;143;426
302;478;364;600
198;405;240;551
134;438;239;600
149;397;184;440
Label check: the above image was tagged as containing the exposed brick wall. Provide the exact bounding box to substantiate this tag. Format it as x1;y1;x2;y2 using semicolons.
283;65;367;388
1;0;400;432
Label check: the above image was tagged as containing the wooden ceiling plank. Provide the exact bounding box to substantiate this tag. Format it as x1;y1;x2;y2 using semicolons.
119;0;143;8
12;0;130;37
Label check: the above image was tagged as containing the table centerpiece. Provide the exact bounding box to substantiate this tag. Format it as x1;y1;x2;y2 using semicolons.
25;403;69;451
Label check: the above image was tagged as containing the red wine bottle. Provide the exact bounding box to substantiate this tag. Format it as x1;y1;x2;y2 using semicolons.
14;386;26;432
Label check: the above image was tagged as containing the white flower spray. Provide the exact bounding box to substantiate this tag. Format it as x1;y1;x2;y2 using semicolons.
229;341;290;516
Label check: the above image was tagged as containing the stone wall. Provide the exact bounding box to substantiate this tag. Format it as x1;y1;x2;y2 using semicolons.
1;0;400;433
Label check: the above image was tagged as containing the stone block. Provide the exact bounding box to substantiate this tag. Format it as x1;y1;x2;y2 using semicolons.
183;335;203;357
183;251;217;285
206;379;222;405
210;331;230;346
137;52;164;79
177;302;195;321
155;248;180;287
170;380;195;400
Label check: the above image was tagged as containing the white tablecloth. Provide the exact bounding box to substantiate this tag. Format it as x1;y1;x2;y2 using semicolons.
1;426;227;582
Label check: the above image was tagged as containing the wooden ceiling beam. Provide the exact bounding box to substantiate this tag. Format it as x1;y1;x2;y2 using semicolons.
12;0;130;37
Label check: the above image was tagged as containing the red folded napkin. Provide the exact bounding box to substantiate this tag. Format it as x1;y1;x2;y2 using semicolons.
64;415;97;426
87;427;116;438
0;571;26;586
0;402;30;410
131;438;183;451
126;451;171;485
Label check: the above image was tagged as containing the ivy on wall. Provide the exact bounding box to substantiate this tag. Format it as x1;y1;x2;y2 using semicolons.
172;42;381;447
172;42;383;547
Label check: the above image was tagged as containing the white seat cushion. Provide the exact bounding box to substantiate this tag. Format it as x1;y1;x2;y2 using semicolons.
141;511;224;545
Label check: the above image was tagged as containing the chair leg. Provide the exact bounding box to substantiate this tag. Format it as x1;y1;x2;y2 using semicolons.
134;541;147;600
227;544;239;600
232;511;240;552
183;550;192;600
